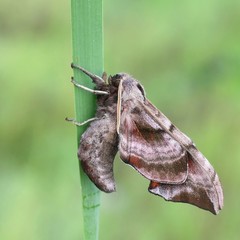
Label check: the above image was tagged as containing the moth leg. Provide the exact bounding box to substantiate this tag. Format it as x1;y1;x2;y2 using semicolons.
65;117;97;126
71;77;109;95
71;63;105;85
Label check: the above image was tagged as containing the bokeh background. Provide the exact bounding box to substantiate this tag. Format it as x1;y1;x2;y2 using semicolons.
1;0;240;239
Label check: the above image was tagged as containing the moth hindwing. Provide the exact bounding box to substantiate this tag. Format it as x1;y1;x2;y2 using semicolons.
70;64;224;215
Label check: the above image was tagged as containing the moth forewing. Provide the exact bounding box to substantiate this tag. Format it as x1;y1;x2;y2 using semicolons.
142;100;223;211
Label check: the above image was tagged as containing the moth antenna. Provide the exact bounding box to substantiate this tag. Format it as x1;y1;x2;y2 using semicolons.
116;79;123;134
71;63;105;84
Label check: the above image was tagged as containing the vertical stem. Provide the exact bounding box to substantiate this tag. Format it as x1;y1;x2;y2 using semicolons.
71;0;103;239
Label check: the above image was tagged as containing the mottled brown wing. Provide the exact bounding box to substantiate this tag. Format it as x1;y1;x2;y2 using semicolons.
143;99;223;214
149;153;220;214
119;106;188;184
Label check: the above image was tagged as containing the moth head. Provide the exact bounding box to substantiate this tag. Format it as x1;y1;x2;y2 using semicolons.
111;73;146;101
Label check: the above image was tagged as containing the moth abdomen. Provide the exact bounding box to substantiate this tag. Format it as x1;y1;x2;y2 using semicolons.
78;117;118;193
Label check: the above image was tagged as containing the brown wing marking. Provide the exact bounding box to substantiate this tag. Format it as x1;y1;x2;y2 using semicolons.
119;113;188;184
143;99;223;210
149;153;221;214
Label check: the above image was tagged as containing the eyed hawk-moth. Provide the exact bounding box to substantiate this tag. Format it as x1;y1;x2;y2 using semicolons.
67;64;224;215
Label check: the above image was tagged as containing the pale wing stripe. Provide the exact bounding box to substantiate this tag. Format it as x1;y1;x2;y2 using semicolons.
116;79;123;134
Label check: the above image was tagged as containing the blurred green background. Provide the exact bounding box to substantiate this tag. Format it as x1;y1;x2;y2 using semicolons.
1;0;240;239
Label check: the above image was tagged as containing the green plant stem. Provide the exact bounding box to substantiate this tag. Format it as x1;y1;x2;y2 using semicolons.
71;0;103;239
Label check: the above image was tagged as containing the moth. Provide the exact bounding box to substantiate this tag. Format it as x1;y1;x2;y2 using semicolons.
67;63;224;215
